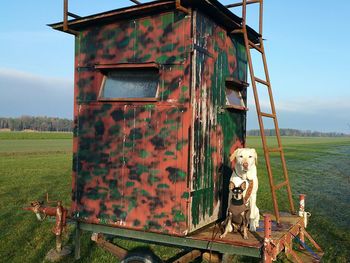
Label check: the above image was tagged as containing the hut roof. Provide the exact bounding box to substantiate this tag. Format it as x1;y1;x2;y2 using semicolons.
49;0;260;43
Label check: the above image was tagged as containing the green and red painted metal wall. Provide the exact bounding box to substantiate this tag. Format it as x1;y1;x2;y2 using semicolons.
53;1;249;236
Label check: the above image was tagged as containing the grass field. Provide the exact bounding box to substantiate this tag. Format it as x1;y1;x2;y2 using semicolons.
0;132;349;262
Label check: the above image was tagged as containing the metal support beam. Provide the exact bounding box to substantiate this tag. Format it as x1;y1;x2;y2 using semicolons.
62;0;79;35
176;0;190;14
79;223;261;258
74;222;82;260
91;233;128;259
173;250;202;263
263;214;273;263
67;12;81;19
226;0;260;8
63;0;68;32
129;0;141;4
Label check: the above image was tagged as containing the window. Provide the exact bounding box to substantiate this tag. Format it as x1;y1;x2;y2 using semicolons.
99;67;159;101
225;78;248;110
226;88;245;107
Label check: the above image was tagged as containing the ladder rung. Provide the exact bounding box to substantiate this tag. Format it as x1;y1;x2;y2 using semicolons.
260;112;275;118
268;147;282;152
248;40;263;53
231;29;244;34
274;181;288;190
254;77;270;87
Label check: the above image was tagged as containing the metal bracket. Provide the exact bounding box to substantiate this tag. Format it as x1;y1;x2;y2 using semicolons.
63;0;80;36
176;0;190;15
91;233;128;259
226;0;260;9
217;106;226;114
129;0;141;4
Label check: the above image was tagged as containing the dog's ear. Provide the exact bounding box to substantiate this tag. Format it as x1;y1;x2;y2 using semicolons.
241;181;247;190
253;149;258;165
229;182;235;190
230;148;240;162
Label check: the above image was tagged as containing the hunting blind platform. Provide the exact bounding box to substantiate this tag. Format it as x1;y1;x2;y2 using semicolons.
25;0;323;262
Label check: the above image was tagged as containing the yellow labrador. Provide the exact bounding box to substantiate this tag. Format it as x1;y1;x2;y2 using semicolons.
230;148;260;231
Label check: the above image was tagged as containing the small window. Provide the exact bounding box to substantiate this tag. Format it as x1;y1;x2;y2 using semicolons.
225;88;245;108
225;78;248;110
99;68;159;101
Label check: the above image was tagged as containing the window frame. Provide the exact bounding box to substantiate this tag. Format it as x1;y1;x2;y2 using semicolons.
96;63;160;102
224;77;249;111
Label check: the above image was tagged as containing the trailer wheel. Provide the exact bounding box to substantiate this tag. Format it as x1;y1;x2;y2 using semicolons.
121;252;158;263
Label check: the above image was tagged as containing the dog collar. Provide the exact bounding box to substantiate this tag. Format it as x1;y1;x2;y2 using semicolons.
233;169;251;181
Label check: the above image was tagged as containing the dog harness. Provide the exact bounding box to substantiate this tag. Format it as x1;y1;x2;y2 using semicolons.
228;202;250;225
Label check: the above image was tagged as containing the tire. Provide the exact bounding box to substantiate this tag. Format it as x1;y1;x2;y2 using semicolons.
121;253;157;263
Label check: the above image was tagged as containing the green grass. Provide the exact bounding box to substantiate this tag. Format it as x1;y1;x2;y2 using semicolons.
0;132;349;262
247;136;350;262
0;131;72;140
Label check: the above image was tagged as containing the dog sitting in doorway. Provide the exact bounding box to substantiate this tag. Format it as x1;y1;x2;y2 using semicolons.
230;148;260;232
220;178;250;239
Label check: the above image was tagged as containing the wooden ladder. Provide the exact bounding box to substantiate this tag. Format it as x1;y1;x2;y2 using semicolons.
227;0;295;223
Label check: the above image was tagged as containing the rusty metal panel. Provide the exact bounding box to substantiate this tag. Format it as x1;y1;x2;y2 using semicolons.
189;11;247;231
71;5;248;235
76;11;190;69
72;10;192;235
74;104;189;234
51;0;259;44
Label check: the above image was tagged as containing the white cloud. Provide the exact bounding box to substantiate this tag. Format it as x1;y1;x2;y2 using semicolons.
248;97;350;115
0;68;71;88
247;98;350;133
0;68;73;119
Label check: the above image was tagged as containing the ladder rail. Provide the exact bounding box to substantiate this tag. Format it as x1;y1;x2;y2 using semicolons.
242;0;282;223
259;36;295;214
228;0;296;222
242;25;281;223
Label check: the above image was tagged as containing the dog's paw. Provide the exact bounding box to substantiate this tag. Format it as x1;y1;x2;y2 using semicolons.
249;219;257;232
243;234;249;240
219;234;225;239
249;225;256;232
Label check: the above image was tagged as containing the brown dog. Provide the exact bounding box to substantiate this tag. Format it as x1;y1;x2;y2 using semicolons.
220;180;250;239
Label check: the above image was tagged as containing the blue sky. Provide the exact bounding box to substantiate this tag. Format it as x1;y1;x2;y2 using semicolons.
0;1;349;133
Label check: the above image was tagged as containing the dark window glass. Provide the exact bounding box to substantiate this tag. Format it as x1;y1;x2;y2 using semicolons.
225;88;245;108
101;69;159;99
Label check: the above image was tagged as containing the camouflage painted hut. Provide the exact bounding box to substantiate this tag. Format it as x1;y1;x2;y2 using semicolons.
50;0;259;236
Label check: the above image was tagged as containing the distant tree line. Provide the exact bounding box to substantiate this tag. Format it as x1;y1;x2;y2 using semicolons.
1;116;348;136
247;128;349;137
0;116;72;132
